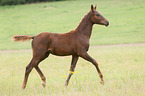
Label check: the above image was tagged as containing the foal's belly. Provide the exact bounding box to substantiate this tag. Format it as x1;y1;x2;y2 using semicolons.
48;43;75;56
49;47;74;56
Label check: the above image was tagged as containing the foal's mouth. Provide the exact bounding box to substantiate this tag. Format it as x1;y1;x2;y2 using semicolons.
105;21;109;27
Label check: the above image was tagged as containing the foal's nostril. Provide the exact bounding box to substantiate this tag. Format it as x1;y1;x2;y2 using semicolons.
105;21;109;27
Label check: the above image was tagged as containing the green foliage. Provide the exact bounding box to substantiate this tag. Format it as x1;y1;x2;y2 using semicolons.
0;0;63;5
0;46;145;95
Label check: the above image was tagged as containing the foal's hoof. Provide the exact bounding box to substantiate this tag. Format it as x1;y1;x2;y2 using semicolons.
42;82;46;87
22;86;26;90
100;81;104;85
65;82;68;86
22;84;26;90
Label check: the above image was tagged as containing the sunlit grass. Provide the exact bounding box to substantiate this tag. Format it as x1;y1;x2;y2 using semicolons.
0;45;144;96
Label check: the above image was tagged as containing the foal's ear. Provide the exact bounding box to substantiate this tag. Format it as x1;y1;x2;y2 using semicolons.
91;4;94;12
95;4;97;10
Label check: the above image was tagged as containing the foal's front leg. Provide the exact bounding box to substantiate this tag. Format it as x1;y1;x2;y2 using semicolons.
65;55;79;86
80;52;104;84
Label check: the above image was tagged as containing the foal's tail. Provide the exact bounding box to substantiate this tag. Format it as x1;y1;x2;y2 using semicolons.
12;35;34;42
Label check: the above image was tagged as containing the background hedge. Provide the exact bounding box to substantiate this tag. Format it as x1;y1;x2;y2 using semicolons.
0;0;64;5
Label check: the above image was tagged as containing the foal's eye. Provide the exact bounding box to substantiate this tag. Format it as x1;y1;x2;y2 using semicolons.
96;14;100;16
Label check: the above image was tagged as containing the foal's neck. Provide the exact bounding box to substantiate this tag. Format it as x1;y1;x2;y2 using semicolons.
76;12;93;38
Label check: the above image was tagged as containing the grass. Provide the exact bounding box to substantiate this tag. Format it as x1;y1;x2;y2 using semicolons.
0;0;145;95
0;45;145;96
0;0;145;50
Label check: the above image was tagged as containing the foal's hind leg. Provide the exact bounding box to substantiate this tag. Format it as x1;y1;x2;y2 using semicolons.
22;50;50;89
34;52;50;87
35;66;46;87
22;58;39;89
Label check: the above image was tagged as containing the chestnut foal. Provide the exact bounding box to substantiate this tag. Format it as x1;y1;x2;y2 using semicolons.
12;5;109;89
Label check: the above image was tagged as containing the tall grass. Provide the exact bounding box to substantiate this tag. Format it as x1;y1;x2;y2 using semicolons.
0;45;144;96
0;0;145;50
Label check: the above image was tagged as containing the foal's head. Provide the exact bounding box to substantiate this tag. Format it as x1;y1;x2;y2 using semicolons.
90;5;109;27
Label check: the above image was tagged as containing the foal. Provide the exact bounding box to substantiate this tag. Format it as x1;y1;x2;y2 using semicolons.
12;5;109;89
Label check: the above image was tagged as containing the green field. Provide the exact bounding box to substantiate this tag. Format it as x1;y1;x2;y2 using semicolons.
0;0;145;96
0;46;145;96
0;0;145;50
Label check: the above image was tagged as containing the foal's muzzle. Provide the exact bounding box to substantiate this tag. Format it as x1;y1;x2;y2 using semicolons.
105;21;109;27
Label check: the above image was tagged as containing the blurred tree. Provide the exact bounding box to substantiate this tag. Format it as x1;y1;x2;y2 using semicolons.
0;0;64;5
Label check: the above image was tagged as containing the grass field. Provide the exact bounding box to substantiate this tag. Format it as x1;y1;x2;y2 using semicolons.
0;0;145;50
0;45;145;96
0;0;145;96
